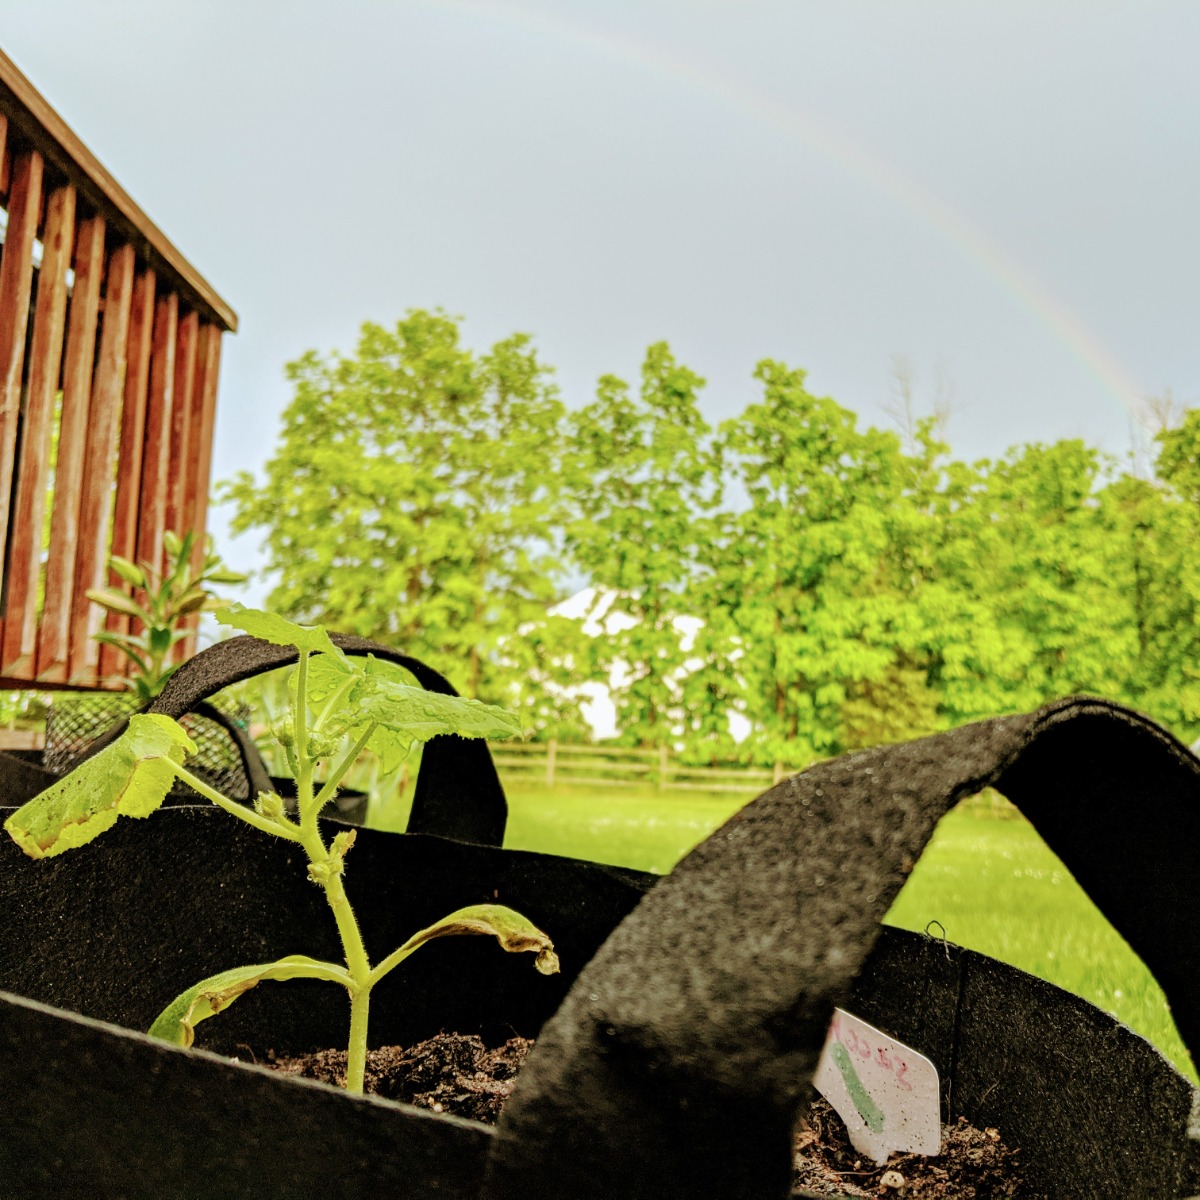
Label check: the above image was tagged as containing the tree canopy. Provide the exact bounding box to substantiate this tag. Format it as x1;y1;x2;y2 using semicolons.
224;310;1200;761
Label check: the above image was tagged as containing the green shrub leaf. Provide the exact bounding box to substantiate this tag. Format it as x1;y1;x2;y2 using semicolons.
2;715;196;859
344;668;524;744
149;955;352;1047
85;586;150;622
371;903;559;984
216;605;348;664
108;556;146;588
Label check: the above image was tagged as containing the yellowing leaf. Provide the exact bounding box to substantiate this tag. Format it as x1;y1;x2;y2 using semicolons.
148;955;353;1047
371;903;559;985
216;605;348;664
3;715;196;859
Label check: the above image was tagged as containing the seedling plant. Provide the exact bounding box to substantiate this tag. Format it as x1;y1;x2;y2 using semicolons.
4;606;558;1094
87;530;247;701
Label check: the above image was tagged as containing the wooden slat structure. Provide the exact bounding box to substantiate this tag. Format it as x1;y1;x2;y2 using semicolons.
0;48;236;689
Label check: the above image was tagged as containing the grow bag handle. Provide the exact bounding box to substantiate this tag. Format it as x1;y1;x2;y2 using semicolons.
484;697;1200;1199
90;634;507;846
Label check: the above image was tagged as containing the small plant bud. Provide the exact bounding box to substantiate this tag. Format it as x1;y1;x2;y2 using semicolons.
272;722;295;749
330;830;357;861
307;732;338;760
307;861;333;886
255;792;285;821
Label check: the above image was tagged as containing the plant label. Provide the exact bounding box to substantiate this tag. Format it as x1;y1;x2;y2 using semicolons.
812;1007;940;1165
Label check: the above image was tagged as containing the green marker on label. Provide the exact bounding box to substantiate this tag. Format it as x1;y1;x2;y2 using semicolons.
831;1043;886;1133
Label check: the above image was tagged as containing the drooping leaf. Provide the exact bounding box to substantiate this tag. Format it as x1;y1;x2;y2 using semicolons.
216;605;348;664
149;955;352;1048
3;715;196;859
373;904;559;984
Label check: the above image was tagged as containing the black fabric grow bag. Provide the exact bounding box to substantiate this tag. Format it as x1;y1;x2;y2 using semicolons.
1;652;1198;1199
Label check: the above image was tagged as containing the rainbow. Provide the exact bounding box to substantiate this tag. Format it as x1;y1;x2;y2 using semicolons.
426;0;1147;421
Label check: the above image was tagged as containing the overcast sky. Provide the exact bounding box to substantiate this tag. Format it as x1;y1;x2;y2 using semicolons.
5;1;1199;586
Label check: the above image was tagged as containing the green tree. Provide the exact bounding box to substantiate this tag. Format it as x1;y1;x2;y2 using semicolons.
713;360;930;765
562;343;719;748
222;310;582;723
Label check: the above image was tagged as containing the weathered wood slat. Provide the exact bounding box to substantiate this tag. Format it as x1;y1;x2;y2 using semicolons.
67;241;136;684
35;212;106;682
0;182;77;678
187;322;222;543
136;292;178;577
173;320;224;662
0;146;44;593
98;268;156;683
0;113;9;194
164;308;198;540
0;48;235;332
0;56;234;691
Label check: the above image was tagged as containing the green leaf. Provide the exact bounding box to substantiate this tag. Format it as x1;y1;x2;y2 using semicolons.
3;715;196;859
216;604;348;664
344;668;524;744
86;587;150;622
108;556;146;588
204;568;250;585
372;904;559;985
148;626;173;657
149;955;352;1048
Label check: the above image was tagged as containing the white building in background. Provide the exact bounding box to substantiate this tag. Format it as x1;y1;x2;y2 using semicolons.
550;588;751;744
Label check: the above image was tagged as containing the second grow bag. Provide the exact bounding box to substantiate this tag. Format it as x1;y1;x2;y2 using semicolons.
1;641;1198;1199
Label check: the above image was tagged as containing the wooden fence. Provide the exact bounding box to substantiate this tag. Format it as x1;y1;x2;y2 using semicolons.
488;739;806;794
0;47;236;690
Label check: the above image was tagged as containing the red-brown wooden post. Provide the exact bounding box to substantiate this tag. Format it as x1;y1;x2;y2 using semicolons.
0;181;77;676
68;241;137;684
0;146;44;595
36;212;106;683
136;292;179;577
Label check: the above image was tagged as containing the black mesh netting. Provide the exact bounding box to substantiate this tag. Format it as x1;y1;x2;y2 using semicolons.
43;693;252;798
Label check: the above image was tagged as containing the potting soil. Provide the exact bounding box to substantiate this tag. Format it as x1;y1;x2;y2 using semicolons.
263;1036;1033;1198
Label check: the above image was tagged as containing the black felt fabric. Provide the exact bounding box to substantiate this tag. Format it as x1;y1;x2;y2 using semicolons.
0;988;493;1199
483;697;1200;1200
147;633;510;845
0;809;656;1199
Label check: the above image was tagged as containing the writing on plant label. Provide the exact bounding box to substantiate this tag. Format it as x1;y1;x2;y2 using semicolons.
812;1008;940;1165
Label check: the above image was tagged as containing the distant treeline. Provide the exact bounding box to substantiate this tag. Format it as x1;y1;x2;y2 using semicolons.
223;310;1200;765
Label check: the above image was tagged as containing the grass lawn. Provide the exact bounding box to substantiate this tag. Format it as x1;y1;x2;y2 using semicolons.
502;781;1197;1082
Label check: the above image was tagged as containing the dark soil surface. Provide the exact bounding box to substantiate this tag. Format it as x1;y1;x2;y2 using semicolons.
265;1032;532;1124
792;1098;1033;1199
265;1035;1032;1198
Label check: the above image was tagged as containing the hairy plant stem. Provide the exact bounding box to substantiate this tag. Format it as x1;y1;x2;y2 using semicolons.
292;658;375;1094
171;765;302;842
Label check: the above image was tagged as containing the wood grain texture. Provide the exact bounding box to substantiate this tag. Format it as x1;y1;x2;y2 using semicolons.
186;322;222;546
67;241;136;684
0;146;44;586
36;212;106;682
0;48;236;332
0;182;76;678
174;322;224;660
98;268;156;683
136;292;178;579
164;307;198;540
0;113;8;195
